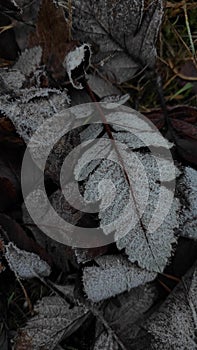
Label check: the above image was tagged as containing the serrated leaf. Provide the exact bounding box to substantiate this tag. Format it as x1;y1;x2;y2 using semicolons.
14;46;42;77
104;283;158;340
0;68;25;90
93;283;157;349
73;0;163;84
5;242;51;279
0;87;70;143
94;331;119;350
83;255;156;302
15;296;88;350
145;263;197;349
179;166;197;240
75;113;179;272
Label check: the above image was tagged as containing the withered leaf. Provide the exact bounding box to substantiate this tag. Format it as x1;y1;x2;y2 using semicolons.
76;110;179;272
0;115;24;146
0;147;23;211
29;0;77;81
179;167;197;241
72;0;163;84
145;105;197;166
83;255;156;302
5;242;51;279
0;213;52;266
15;296;88;350
93;331;119;350
0;0;22;20
145;263;197;349
93;283;158;349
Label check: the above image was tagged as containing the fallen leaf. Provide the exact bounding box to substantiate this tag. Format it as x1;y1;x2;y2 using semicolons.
179;60;197;95
0;115;24;146
75;111;179;272
63;43;92;89
75;246;109;264
0;148;23;211
15;296;88;350
5;241;51;279
179;167;197;241
93;283;158;349
14;46;42;78
145;263;197;349
29;0;77;81
94;331;119;350
144;105;197;166
0;213;53;266
72;0;163;84
83;255;156;302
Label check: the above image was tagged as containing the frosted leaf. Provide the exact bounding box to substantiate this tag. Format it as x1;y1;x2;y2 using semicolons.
72;0;163;84
80;123;103;144
74;139;112;181
108;112;173;150
94;331;119;350
116;196;179;272
22;202;76;272
14;46;42;76
0;68;25;90
71;103;94;119
88;73;121;98
0;88;70;143
74;105;179;272
16;296;88;350
83;255;156;302
100;94;130;109
23;188;83;249
51;283;75;301
103;283;158;348
79;136;179;272
5;242;51;279
179;167;197;240
146;264;197;350
64;43;91;89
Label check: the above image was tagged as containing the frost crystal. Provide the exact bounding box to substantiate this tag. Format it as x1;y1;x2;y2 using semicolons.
83;255;156;302
16;296;88;350
146;264;197;349
0;88;70;143
5;242;51;279
64;43;91;89
180;166;197;240
76;117;179;272
72;0;163;84
14;46;42;76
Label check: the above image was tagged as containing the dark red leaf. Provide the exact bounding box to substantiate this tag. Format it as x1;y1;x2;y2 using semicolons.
0;147;23;211
179;60;197;95
144;105;197;166
0;115;24;146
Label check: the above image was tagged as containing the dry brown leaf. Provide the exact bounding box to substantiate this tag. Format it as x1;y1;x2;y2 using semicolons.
29;0;77;81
